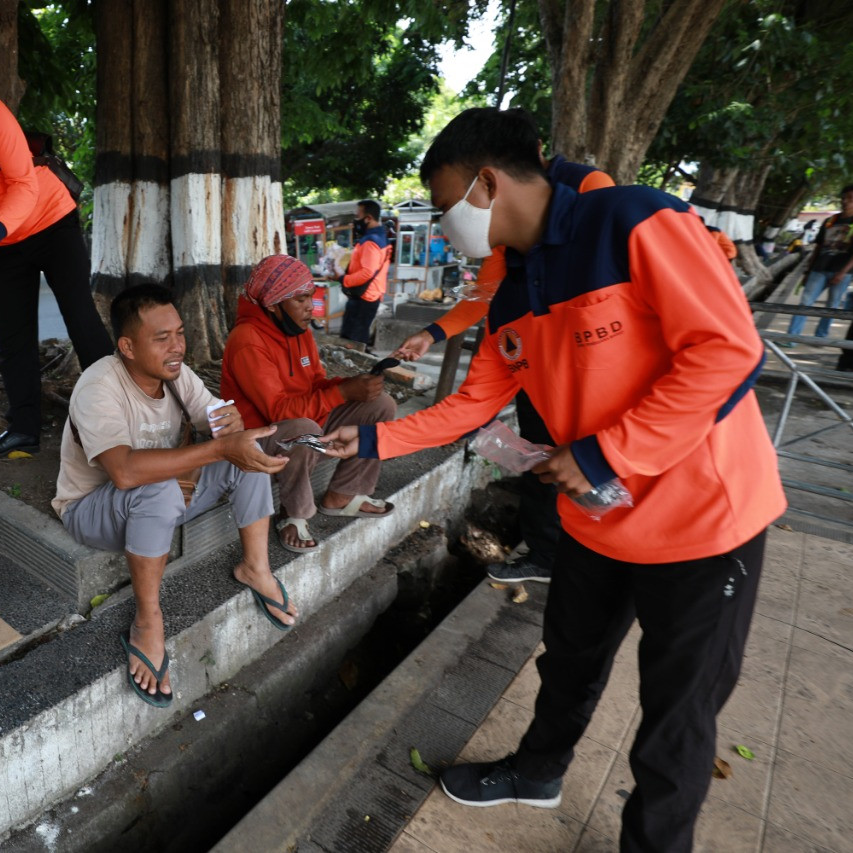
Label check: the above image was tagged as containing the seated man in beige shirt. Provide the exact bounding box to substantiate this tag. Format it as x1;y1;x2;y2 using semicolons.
54;284;297;708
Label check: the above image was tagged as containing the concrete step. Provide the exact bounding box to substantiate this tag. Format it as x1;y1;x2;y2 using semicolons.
0;443;494;840
212;579;548;853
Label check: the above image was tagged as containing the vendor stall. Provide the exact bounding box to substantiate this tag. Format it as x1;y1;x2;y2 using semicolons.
286;201;360;332
392;199;460;297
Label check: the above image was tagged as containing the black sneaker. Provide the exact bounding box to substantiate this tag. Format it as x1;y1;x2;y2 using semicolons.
440;754;562;808
0;430;40;457
487;557;551;584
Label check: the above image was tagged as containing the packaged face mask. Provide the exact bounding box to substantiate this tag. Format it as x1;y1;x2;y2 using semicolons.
469;420;633;520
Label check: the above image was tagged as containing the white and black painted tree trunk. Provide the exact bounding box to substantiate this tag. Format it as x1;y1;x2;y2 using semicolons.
92;0;285;363
690;162;774;282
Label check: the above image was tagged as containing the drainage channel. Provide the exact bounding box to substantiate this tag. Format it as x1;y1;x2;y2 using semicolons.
4;481;525;853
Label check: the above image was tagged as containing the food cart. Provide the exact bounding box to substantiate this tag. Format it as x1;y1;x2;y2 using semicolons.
286;201;360;332
392;199;460;297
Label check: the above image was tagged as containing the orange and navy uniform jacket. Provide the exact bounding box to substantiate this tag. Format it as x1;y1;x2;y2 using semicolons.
358;183;786;563
220;296;347;429
705;224;738;260
427;157;615;341
342;225;391;303
0;99;76;245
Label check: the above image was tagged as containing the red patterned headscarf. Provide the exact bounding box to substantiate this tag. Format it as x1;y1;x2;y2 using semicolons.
244;254;315;307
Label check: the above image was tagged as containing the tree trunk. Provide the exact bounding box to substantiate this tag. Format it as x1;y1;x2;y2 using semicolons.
169;0;224;364
91;0;284;363
541;0;728;184
0;0;25;110
219;0;285;326
92;0;135;313
756;179;810;232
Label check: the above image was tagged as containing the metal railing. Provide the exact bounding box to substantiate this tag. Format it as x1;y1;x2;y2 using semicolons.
750;301;853;531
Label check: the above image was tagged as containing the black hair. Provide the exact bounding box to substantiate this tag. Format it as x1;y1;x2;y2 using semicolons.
110;283;175;341
358;199;381;222
419;107;545;185
841;183;853;196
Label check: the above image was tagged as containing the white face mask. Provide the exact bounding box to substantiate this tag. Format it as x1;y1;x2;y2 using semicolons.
440;175;493;258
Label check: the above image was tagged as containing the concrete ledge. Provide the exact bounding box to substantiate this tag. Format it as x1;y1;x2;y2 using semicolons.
212;578;547;853
0;493;125;611
0;445;494;838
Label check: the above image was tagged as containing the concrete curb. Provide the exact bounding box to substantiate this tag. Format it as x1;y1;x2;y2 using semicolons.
211;577;548;853
0;445;494;838
0;492;125;611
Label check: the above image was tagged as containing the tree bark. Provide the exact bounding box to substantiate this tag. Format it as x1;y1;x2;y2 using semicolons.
219;0;285;326
128;0;170;285
0;0;25;110
91;0;284;363
541;0;728;184
92;0;134;310
169;0;224;363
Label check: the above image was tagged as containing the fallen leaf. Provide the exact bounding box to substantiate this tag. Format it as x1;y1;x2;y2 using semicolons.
410;747;433;777
6;450;33;460
734;744;755;760
776;523;793;531
489;582;509;590
419;520;430;529
512;586;529;604
712;757;732;779
339;659;358;691
90;593;110;609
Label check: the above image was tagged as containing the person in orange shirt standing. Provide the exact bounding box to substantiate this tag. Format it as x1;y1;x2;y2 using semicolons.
0;99;113;456
394;153;614;585
338;199;392;345
324;107;786;851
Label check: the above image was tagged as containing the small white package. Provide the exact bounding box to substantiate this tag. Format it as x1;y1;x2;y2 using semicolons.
206;399;233;433
469;420;551;473
469;420;633;520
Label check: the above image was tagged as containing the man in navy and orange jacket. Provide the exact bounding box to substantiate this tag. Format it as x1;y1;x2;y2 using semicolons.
338;199;392;344
324;108;786;852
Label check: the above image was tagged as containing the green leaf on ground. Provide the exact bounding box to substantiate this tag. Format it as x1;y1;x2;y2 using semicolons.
410;747;433;777
734;744;755;760
90;593;110;609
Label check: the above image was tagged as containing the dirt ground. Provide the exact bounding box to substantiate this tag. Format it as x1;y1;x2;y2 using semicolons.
0;339;421;519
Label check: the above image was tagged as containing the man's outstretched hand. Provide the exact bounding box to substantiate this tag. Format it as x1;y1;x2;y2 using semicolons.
393;330;434;361
221;425;288;473
320;425;359;459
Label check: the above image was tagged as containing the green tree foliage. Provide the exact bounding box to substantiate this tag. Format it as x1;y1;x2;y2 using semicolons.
464;0;550;133
648;2;853;199
15;0;96;226
279;0;488;205
383;81;485;203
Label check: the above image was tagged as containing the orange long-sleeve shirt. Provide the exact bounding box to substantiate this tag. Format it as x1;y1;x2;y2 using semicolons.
359;184;786;563
342;227;392;302
221;297;346;429
427;159;615;341
0;99;75;244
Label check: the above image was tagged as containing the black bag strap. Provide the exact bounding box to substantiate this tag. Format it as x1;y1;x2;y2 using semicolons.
25;130;84;202
67;380;198;448
165;380;199;444
342;245;391;299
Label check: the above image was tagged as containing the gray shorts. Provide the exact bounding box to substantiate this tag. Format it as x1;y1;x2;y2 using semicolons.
62;460;273;558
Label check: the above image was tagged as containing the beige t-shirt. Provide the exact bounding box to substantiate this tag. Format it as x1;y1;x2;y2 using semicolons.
52;355;216;517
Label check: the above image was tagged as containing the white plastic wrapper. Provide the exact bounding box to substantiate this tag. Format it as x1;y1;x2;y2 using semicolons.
206;398;233;433
469;420;633;520
447;279;503;303
570;479;633;521
469;420;551;473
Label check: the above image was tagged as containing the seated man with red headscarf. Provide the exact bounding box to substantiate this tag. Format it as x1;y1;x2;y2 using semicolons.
221;254;396;552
